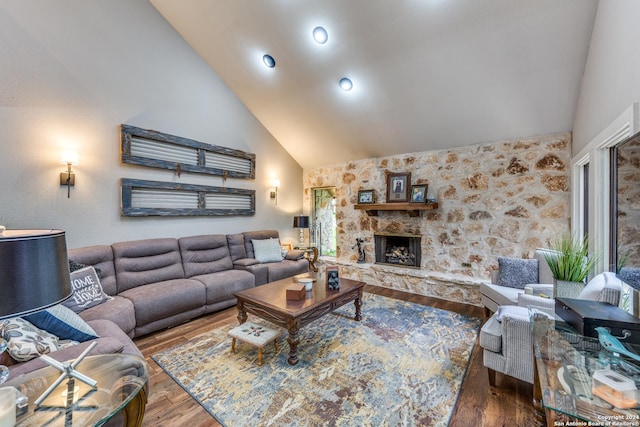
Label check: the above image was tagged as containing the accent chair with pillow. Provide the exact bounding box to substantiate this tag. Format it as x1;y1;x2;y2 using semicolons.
480;249;557;318
480;271;623;387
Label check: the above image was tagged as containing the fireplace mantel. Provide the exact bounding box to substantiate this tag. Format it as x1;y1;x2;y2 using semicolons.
354;202;438;217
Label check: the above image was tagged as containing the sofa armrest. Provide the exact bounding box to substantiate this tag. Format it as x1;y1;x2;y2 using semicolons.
285;250;306;261
233;258;261;267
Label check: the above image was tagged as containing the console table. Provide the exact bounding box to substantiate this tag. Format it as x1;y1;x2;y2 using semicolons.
530;307;640;426
5;353;148;427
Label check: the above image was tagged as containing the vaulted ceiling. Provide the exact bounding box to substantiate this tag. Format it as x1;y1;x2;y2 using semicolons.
150;0;598;170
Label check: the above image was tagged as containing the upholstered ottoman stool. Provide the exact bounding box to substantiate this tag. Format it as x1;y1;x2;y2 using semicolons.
228;321;281;365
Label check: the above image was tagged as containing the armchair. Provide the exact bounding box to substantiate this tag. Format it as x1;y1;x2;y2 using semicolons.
479;272;623;386
480;249;556;318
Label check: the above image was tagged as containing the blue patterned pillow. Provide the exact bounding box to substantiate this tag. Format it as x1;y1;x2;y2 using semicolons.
497;257;538;289
24;304;99;342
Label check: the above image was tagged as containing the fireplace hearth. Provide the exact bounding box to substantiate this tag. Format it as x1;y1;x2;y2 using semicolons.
374;232;421;268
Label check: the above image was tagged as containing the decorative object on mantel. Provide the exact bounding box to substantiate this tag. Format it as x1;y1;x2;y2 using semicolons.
121;124;256;180
121;178;255;217
410;184;428;203
357;189;376;204
386;172;411;203
352;238;365;263
354;202;438;217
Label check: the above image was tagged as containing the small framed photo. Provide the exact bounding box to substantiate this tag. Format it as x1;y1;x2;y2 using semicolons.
358;189;376;204
326;265;339;290
386;172;411;203
410;184;428;203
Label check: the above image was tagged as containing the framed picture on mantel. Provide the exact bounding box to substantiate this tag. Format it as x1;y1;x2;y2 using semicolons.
386;172;411;203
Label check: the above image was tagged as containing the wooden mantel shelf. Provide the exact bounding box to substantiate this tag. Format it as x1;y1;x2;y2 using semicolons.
354;202;439;217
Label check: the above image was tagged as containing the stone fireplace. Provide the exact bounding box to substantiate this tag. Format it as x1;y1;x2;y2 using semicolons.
374;232;421;268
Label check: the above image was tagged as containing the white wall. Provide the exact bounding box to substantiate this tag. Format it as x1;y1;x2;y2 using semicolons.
0;0;303;248
572;0;640;154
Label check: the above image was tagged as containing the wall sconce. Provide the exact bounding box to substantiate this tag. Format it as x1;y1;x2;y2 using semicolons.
270;179;280;205
59;151;78;198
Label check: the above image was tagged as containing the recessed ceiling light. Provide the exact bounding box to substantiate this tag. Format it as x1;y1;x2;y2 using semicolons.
262;54;276;68
312;27;328;44
339;77;353;91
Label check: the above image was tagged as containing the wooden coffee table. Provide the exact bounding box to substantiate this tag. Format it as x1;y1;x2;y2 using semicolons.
234;273;365;365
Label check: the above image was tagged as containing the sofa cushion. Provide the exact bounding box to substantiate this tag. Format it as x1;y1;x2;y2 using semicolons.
252;238;283;263
112;238;186;293
24;304;99;342
64;266;113;313
192;269;255;305
119;278;205;329
179;234;234;277
78;296;136;338
266;259;309;282
480;281;523;311
497;257;538;289
227;233;247;261
68;245;117;296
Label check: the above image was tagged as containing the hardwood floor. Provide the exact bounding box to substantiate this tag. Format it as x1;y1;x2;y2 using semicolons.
135;285;535;426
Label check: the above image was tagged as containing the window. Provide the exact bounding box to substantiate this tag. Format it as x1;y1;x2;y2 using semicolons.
311;187;337;256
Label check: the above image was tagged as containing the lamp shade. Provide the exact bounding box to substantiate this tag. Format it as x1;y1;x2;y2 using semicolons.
0;230;72;320
293;215;310;229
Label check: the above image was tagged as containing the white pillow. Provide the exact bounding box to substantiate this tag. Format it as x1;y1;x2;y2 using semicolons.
252;238;284;263
579;272;622;302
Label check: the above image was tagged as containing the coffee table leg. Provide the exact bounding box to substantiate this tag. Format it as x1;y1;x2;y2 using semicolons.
354;288;363;321
286;319;300;365
237;300;247;324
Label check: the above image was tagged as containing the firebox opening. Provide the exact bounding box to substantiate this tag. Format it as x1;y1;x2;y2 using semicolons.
374;232;421;269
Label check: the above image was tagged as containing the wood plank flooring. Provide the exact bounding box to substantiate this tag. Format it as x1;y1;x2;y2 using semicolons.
135;285;535;426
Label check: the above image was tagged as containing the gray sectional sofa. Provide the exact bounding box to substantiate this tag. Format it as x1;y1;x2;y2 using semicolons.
6;230;307;381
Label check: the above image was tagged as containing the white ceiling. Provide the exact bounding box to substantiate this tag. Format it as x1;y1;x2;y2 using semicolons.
150;0;598;170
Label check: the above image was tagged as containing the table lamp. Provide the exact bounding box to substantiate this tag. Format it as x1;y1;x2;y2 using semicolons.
293;215;309;246
0;229;73;384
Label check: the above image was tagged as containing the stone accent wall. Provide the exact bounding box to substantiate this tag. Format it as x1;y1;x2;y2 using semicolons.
303;132;572;306
617;138;640;265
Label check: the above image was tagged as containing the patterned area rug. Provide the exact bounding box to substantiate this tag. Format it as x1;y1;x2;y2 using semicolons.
151;293;481;427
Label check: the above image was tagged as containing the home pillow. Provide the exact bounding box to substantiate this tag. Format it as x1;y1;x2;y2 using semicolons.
497;257;539;289
63;266;113;313
24;304;99;342
0;317;77;362
252;238;284;263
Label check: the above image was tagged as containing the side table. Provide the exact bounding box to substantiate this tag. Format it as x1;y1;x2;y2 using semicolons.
294;245;319;272
5;353;148;427
529;306;640;427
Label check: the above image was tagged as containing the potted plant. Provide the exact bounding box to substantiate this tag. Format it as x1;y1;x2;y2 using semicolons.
544;233;599;299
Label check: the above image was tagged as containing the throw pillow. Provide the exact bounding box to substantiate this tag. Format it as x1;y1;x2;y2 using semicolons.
24;304;99;342
252;238;284;263
63;266;113;313
1;317;75;362
497;257;539;289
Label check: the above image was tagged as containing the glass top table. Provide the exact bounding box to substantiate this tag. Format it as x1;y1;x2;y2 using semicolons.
5;353;148;427
530;306;640;426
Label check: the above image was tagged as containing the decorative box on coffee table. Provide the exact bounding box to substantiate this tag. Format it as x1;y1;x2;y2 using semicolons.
555;297;640;344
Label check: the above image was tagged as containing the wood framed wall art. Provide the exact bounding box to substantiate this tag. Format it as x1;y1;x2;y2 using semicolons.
357;189;376;204
386;172;411;203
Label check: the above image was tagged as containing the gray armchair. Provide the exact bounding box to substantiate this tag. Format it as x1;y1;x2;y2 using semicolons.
480;272;623;386
480;249;556;318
